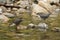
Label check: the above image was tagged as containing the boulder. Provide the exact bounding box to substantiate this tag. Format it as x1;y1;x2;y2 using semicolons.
37;0;48;3
51;27;60;32
27;23;36;29
0;7;3;13
0;15;9;23
32;3;49;14
6;8;11;13
32;3;49;20
37;23;48;32
17;25;27;30
49;13;58;18
37;0;59;3
17;8;26;13
55;8;60;13
16;0;29;8
32;1;58;20
12;8;18;11
0;6;7;12
47;0;59;3
3;13;15;18
38;1;55;14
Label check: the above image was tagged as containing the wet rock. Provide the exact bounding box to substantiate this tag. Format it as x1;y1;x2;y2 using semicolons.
37;0;59;3
32;1;58;20
17;25;27;30
37;0;48;3
6;8;11;12
0;7;3;13
47;0;59;3
51;27;60;32
32;3;49;14
0;15;9;23
27;23;35;29
55;8;60;13
3;13;15;18
32;3;49;20
0;6;7;12
38;1;54;14
37;23;48;32
0;0;6;4
17;8;26;13
12;8;18;11
9;23;15;27
17;0;29;8
49;14;58;18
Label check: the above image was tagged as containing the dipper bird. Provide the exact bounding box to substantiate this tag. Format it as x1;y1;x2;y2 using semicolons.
10;18;23;26
9;18;23;33
37;13;51;20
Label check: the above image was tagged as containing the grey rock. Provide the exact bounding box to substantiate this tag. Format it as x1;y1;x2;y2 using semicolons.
3;13;15;18
0;15;9;23
0;0;6;4
32;3;50;20
18;0;29;8
17;25;27;30
49;13;58;18
17;8;26;13
0;6;7;12
51;27;60;32
27;23;35;29
0;8;3;13
55;8;60;13
38;23;48;32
